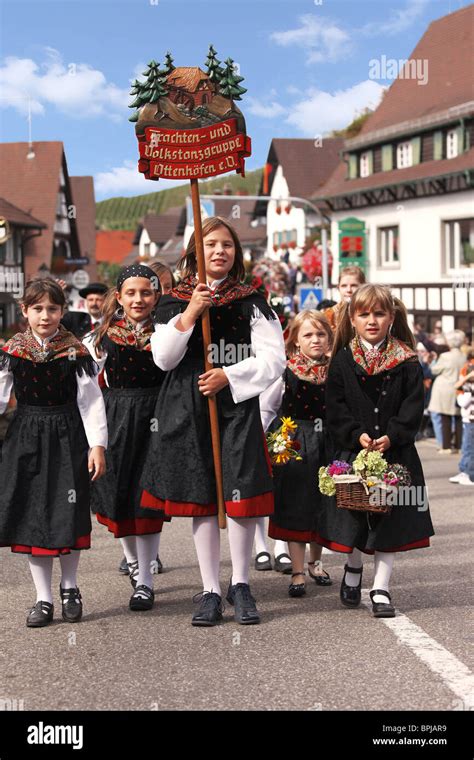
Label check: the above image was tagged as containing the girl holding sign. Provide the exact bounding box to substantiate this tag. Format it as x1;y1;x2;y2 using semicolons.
140;217;286;626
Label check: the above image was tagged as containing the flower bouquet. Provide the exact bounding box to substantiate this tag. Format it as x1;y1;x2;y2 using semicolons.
318;450;411;515
266;417;302;466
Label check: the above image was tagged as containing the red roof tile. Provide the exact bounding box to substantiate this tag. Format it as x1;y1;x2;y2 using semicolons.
96;230;135;264
0;197;46;228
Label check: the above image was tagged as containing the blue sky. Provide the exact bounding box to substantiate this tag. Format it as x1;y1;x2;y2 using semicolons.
0;0;466;199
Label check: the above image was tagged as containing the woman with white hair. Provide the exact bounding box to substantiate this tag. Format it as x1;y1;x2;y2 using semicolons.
428;330;467;452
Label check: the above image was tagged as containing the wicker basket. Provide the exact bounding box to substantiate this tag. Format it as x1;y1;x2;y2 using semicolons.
334;475;392;515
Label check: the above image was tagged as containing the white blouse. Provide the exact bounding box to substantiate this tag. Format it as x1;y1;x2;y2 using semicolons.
151;310;286;405
0;331;108;449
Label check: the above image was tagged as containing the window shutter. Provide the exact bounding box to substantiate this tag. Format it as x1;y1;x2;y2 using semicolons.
433;131;443;160
348;154;358;179
367;150;373;175
456;125;464;153
381;144;393;171
411;136;421;165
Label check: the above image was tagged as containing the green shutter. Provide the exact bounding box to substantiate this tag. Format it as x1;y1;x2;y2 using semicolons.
465;127;471;152
381;144;393;171
348;154;358;179
456;125;464;153
411;136;421;165
433;131;443;160
367;150;373;175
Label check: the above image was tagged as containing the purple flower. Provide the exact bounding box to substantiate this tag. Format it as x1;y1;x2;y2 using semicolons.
328;460;352;477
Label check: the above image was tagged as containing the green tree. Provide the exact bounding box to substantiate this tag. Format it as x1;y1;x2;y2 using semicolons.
205;44;224;83
219;58;247;101
128;61;169;122
163;52;175;75
128;79;146;122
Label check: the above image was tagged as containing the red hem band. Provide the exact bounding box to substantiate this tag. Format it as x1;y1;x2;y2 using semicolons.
141;489;274;518
313;532;431;555
4;533;91;556
96;513;164;538
269;522;321;543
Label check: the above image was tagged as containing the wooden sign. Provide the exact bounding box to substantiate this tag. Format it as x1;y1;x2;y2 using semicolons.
130;48;251;182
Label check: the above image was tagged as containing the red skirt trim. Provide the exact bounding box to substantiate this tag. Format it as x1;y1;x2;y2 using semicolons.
96;513;164;538
4;533;91;556
313;532;431;555
140;489;274;518
269;521;321;543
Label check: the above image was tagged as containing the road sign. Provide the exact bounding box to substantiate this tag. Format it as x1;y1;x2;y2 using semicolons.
299;287;323;309
71;269;90;290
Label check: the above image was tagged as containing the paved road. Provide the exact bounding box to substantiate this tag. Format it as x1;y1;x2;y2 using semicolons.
0;439;472;711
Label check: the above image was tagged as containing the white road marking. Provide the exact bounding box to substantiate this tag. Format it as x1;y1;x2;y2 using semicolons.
361;589;474;710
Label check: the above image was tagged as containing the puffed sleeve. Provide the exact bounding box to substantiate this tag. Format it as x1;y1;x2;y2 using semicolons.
82;333;107;370
223;312;286;404
386;362;425;447
76;370;108;449
150;314;194;371
259;375;284;431
325;351;365;451
0;364;14;415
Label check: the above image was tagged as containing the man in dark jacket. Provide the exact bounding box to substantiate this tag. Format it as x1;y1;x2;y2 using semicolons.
61;282;108;338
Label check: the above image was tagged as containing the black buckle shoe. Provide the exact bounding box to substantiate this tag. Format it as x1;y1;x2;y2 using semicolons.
60;586;83;622
308;560;332;586
127;561;139;588
129;585;155;611
340;563;363;608
370;589;395;618
274;553;293;574
288;572;306;598
26;601;54;628
226;581;260;625
255;551;272;571
118;556;129;575
191;591;223;627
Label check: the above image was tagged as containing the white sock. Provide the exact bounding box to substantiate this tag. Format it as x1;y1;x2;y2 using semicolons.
59;551;80;589
155;532;161;556
345;548;363;587
254;517;268;558
372;551;395;604
228;517;257;586
274;539;291;562
28;556;53;604
120;536;138;565
193;516;221;596
136;533;161;589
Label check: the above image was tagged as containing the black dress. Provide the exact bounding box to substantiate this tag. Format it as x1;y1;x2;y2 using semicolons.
317;347;435;554
269;367;329;543
91;334;167;538
0;353;95;555
140;297;275;518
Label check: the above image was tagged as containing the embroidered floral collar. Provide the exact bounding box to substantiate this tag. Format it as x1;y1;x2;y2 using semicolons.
288;352;329;384
172;274;262;306
350;334;417;375
2;325;90;363
106;317;154;351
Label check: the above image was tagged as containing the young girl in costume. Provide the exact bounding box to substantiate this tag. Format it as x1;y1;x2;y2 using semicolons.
140;217;286;626
84;264;165;612
318;284;434;617
261;310;334;596
323;265;365;332
0;279;107;627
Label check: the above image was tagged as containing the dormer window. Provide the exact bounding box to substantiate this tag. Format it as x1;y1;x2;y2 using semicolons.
397;141;412;169
446;129;458;159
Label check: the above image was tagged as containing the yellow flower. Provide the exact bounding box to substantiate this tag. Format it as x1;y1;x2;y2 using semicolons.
275;451;291;465
281;416;297;434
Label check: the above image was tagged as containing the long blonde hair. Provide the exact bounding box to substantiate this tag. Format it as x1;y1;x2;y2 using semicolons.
286;309;333;356
332;284;416;357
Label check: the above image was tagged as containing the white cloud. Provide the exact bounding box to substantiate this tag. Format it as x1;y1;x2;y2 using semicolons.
286;80;385;136
0;49;129;119
270;15;353;64
360;0;429;36
246;97;286;118
94;160;188;198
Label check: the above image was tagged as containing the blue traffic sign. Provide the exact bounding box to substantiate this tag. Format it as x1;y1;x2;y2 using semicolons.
299;287;323;309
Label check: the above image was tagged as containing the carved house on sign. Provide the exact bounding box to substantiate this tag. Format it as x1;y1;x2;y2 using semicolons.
166;67;215;109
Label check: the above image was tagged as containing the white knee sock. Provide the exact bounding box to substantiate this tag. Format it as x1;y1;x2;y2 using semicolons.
228;517;257;586
59;551;80;589
254;517;268;556
372;551;395;603
155;532;161;555
120;536;138;565
192;516;221;596
136;533;161;589
28;556;54;604
274;539;290;562
345;548;363;587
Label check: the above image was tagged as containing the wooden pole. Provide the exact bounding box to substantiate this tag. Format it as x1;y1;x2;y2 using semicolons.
190;178;227;529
